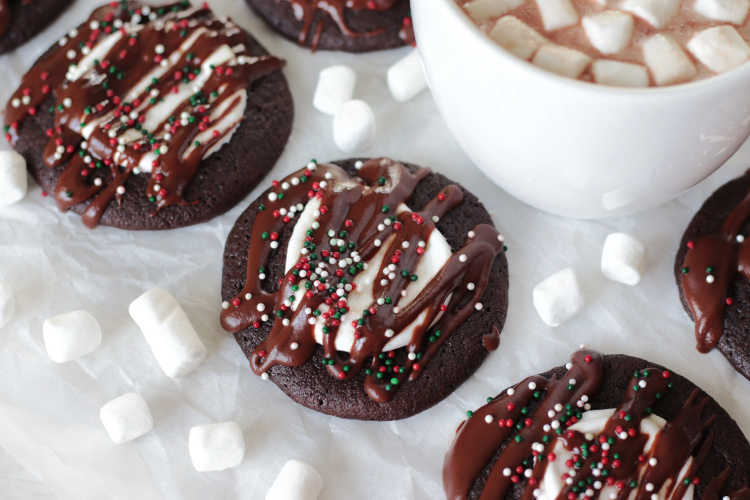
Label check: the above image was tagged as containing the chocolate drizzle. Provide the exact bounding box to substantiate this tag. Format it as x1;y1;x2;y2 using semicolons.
443;350;739;500
220;158;505;403
282;0;398;48
4;1;283;228
681;188;750;352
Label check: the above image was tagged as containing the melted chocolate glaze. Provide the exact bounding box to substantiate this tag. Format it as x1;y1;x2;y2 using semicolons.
4;1;283;228
220;158;505;403
444;351;749;500
681;187;750;353
283;0;398;48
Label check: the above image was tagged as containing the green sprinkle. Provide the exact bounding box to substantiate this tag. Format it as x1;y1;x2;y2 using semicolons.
514;435;523;443
466;411;474;417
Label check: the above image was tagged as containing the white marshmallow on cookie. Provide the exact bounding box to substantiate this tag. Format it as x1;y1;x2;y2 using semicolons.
489;16;548;60
601;233;647;285
387;48;428;102
532;44;592;79
43;310;102;363
687;26;750;74
694;0;750;25
643;34;697;86
0;280;16;328
0;151;27;207
313;65;356;115
533;267;585;327
464;0;524;22
535;0;579;31
592;60;650;87
582;11;634;55
266;460;324;500
332;100;376;153
100;393;153;444
622;0;680;28
129;288;207;379
189;421;245;472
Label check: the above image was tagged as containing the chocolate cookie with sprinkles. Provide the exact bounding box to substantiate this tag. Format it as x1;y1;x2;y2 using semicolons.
0;0;73;54
444;350;750;500
220;158;509;421
244;0;414;52
4;1;293;230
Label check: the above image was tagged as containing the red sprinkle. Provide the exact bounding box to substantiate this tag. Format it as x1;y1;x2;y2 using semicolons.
687;241;695;249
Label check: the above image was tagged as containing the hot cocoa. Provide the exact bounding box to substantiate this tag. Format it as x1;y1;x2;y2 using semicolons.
458;0;750;86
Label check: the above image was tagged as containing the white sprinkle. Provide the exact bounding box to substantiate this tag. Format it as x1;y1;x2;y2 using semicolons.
245;293;252;300
268;192;277;202
639;380;647;388
459;255;467;262
554;404;563;412
63;98;72;108
432;216;439;223
291;177;299;186
619;431;628;439
569;378;576;385
58;37;68;46
261;314;268;322
467;283;475;290
10;98;19;108
66;50;76;60
402;241;410;248
475;303;483;310
468;231;475;238
307;317;316;326
155;44;165;54
282;319;290;326
706;275;715;283
585;432;594;441
547;410;555;418
584;403;591;410
503;468;511;477
374;239;382;247
601;442;610;451
290;342;299;350
498;234;505;242
384;329;395;338
354;161;364;169
408;353;416;360
94;178;103;186
543;424;551;432
738;235;745;243
393;307;400;313
649;458;658;466
324;172;332;180
261;372;269;380
319;181;327;188
484;415;493;423
307;161;317;170
651;495;659;500
380;279;388;286
221;301;229;309
69;28;78;37
551;420;560;429
566;362;573;370
270;242;279;249
507;388;514;395
257;304;266;312
528;382;537;390
645;484;654;492
89;20;100;29
533;490;541;498
282;182;290;190
116;186;125;195
377;224;385;231
384;219;392;226
581;395;588;402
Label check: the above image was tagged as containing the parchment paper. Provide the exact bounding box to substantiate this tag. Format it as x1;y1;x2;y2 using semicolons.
1;1;750;498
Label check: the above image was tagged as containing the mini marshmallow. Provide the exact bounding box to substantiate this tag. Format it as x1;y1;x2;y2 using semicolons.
266;460;324;500
387;48;427;102
601;233;647;285
189;421;245;472
535;0;579;31
100;393;153;444
43;310;102;363
532;44;592;79
332;100;376;153
129;288;206;378
592;60;650;87
0;280;15;328
313;65;356;115
582;11;634;55
687;26;750;74
694;0;750;25
622;0;680;28
464;0;524;22
489;16;548;60
0;151;27;207
533;267;585;327
643;34;697;86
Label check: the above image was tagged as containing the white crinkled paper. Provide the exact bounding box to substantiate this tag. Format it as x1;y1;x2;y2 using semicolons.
1;0;750;498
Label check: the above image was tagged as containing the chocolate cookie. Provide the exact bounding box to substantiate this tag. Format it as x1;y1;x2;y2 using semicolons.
220;158;509;421
244;0;414;52
444;350;750;500
4;2;293;230
0;0;73;55
674;171;750;380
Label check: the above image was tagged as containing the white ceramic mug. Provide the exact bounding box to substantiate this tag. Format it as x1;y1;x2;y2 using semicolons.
411;0;750;219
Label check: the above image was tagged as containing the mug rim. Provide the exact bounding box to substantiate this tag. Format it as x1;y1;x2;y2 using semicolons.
428;0;750;96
